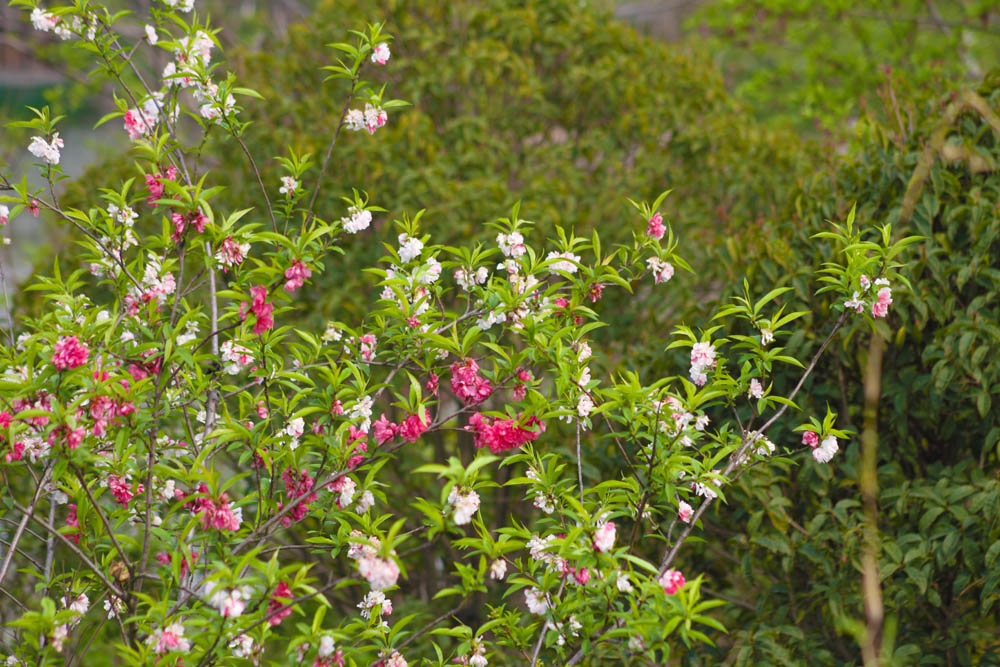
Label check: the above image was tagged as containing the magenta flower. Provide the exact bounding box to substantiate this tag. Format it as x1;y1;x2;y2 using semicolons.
52;336;89;370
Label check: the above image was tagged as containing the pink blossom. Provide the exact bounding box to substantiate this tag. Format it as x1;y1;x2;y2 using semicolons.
426;373;439;396
802;431;819;448
872;287;893;318
748;378;764;399
593;521;616;552
358;556;400;591
573;567;591;585
646;257;674;284
646;212;665;240
267;582;294;625
279;469;317;527
108;474;141;507
284;260;312;292
678;500;694;523
147;622;191;654
373;414;398;445
66;504;81;544
359;334;377;362
216;236;249;271
399;409;430;443
52;336;89;370
659;569;686;595
588;282;605;302
450;359;493;405
371;43;391;65
249;286;274;335
465;413;545;454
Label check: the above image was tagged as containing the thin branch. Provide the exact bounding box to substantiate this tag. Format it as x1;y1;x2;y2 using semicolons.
12;500;127;600
0;463;51;587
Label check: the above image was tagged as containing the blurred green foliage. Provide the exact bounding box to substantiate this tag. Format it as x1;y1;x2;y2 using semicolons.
685;0;1000;135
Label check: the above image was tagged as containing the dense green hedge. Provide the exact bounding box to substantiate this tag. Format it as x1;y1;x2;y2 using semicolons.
698;76;1000;664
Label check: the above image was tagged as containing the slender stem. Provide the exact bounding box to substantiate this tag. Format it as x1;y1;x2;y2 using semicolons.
304;82;358;225
576;420;584;504
43;499;56;594
12;500;127;599
396;601;467;650
73;468;133;581
0;464;51;587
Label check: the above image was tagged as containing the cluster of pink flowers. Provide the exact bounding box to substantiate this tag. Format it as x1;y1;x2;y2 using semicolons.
279;468;317;527
216;235;250;271
465;413;545;454
844;276;894;318
267;582;294;626
284;260;312;292
144;166;178;206
399;409;430;443
345;103;388;134
51;336;89;370
646;212;665;240
659;569;686;595
450;359;493;405
243;285;274;335
184;483;242;531
108;474;143;507
147;622;191;654
688;341;716;386
358;334;377;362
373;651;408;667
170;209;208;242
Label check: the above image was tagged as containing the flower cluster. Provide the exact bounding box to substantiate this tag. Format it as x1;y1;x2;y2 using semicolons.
28;134;63;165
844;276;894;318
465;413;545;454
447;487;481;525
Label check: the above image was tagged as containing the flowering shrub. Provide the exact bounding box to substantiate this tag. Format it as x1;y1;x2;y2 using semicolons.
0;1;919;665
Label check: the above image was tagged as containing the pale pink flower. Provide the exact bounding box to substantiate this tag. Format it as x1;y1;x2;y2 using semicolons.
489;559;507;580
678;500;693;523
593;521;616;552
278;176;299;196
646;257;674;284
748;378;764;399
844;291;866;313
358;556;400;591
658;569;686;595
371;43;391;65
